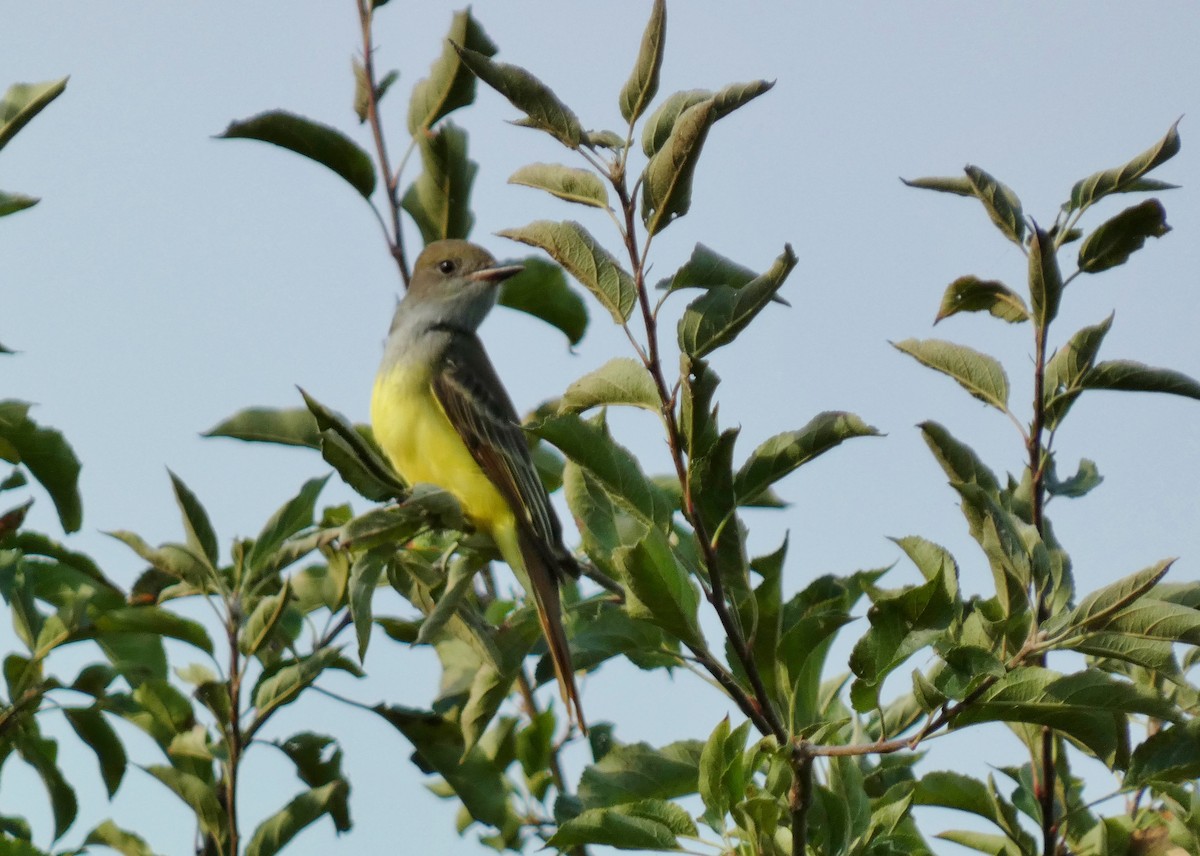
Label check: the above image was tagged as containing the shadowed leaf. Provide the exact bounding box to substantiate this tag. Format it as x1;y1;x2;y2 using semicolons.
1077;198;1171;273
935;276;1029;324
219;111;376;198
407;10;496;134
452;44;582;148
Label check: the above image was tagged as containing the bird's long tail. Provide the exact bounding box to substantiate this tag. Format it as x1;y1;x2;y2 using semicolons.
497;523;587;734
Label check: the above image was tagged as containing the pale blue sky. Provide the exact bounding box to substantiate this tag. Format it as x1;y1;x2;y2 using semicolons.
4;2;1199;854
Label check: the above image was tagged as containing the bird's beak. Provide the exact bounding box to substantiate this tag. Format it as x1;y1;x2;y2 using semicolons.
468;264;524;285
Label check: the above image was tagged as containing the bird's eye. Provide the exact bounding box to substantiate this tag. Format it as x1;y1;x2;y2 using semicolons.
438;259;456;275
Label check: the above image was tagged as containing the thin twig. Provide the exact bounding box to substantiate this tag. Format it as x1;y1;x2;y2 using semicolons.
610;175;787;744
355;0;409;285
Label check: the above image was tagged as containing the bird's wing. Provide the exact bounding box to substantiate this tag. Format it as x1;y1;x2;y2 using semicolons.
431;332;566;564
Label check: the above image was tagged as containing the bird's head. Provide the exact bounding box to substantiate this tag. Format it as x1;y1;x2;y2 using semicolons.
405;239;524;331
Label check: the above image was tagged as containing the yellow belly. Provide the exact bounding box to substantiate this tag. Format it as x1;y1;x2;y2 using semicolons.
371;363;513;532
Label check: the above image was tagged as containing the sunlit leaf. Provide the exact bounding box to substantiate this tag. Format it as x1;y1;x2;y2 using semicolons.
0;77;69;151
559;358;660;415
508;162;609;208
892;340;1009;411
618;0;666;124
203;407;320;447
964;165;1025;246
499;220;636;323
1066;120;1181;213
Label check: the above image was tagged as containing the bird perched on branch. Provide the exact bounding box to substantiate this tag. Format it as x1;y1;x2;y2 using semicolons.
371;239;586;733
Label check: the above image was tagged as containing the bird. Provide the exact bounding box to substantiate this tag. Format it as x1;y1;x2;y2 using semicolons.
370;239;586;733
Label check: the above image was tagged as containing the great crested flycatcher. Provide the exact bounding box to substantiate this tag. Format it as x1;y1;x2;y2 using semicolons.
371;239;586;732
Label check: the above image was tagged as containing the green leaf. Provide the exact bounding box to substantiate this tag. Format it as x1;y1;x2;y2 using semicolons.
371;705;514;830
0;191;40;217
18;734;78;840
1082;360;1200;402
498;220;637;323
338;490;462;550
1043;314;1113;429
734;411;879;504
618;0;666;124
407;9;496;134
243;781;349;856
63;707;126;798
300;390;408;500
1045;457;1102;498
699;717;749;831
642;90;711;157
451;44;583;148
0;401;82;532
641;79;775;236
964;165;1025;245
711;79;774;120
849;568;959;711
0;77;69;151
401;121;476;244
658;243;787;307
348;549;388;660
1126;719;1200;786
203;407;320;447
142;765;223;838
508;162;609;208
613;526;703;648
497;255;589;347
892;339;1009;411
239;581;293;657
167;471;219;568
247;476;328;577
549;800;694;851
218;110;376;199
559;358;660;415
83;820;158;856
678;244;797;357
900;175;975;196
534;413;673;529
1066;120;1181;213
1077;198;1171;273
1104;597;1200;645
934;276;1029;324
641;98;714;235
252;647;345;723
949;667;1171;765
578;739;703;807
1028;223;1062;328
94;607;214;655
914;771;1035;855
107;532;214;589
